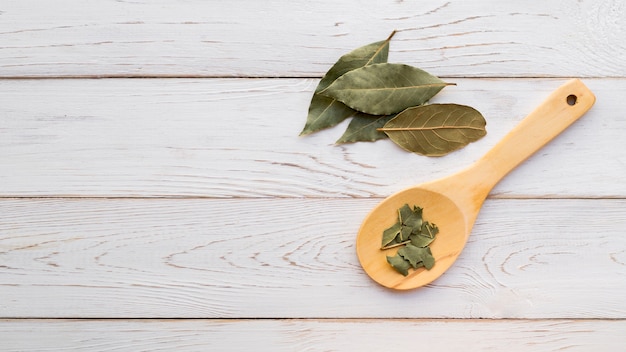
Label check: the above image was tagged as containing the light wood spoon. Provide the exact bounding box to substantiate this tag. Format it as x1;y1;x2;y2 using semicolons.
356;79;596;290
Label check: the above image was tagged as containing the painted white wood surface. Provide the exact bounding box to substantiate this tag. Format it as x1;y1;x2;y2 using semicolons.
0;0;624;78
1;78;624;198
1;0;626;350
1;198;625;318
2;319;626;352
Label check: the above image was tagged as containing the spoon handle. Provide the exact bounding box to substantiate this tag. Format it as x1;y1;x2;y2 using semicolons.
476;79;595;187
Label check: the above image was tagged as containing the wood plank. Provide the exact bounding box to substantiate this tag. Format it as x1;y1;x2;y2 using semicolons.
1;78;624;198
2;319;625;351
1;198;625;318
0;0;624;78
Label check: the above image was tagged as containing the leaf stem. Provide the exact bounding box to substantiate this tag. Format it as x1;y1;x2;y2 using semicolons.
425;225;434;238
381;240;411;250
386;29;397;42
378;125;486;132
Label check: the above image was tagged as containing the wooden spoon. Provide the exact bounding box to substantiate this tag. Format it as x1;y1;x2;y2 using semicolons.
356;79;596;290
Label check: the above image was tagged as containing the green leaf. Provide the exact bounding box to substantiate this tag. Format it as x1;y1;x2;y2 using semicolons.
398;244;435;269
421;222;439;238
422;248;435;270
301;77;384;139
399;225;413;242
380;104;487;156
320;63;451;115
382;204;438;275
315;31;395;93
381;221;401;248
403;206;423;229
335;112;395;144
409;233;435;247
300;31;396;136
398;204;413;223
387;254;411;276
302;95;356;136
395;203;423;242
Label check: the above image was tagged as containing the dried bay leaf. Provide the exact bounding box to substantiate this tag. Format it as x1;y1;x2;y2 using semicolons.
314;31;395;93
398;204;413;224
409;233;435;248
382;203;426;249
303;95;356;136
400;204;423;229
380;104;487;156
320;63;452;115
300;32;487;157
422;250;435;270
387;254;412;276
336;112;394;144
382;203;438;275
399;225;413;242
300;31;396;136
381;221;402;248
398;244;435;270
421;222;439;238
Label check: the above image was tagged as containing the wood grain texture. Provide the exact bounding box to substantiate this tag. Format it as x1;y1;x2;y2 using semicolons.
1;78;624;198
357;79;597;290
1;198;625;318
2;0;625;348
2;319;625;352
0;0;624;78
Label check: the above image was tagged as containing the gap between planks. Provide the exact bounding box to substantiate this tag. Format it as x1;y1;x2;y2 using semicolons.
2;317;625;322
0;195;624;200
0;75;617;80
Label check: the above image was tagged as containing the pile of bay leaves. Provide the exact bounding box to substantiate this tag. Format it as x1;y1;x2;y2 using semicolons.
300;31;487;156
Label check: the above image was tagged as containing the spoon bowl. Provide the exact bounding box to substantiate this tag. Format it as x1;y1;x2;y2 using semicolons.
356;79;596;290
357;188;466;290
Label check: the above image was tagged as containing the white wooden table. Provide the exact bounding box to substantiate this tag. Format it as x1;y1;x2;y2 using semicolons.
2;1;626;350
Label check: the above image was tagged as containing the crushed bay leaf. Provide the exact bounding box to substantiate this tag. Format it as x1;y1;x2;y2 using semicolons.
381;203;438;276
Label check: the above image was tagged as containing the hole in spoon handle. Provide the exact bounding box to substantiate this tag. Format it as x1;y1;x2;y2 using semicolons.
567;94;577;106
478;79;596;186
